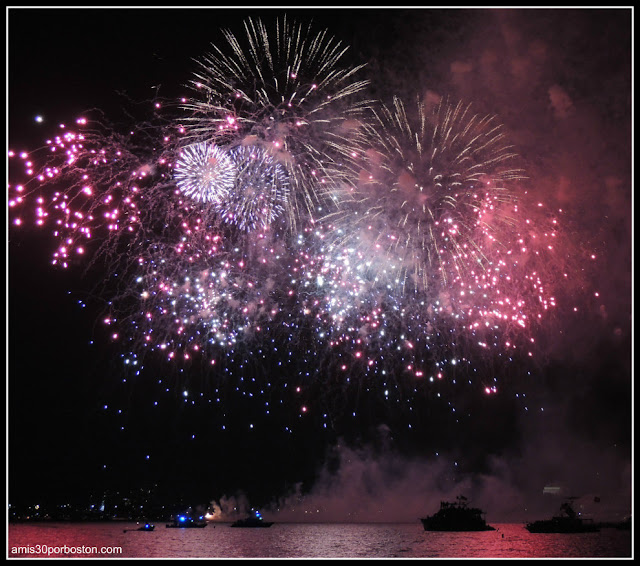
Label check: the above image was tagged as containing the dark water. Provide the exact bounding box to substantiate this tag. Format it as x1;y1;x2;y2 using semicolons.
8;522;632;559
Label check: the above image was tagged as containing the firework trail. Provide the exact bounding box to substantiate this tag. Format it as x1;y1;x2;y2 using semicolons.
181;15;370;232
8;112;178;277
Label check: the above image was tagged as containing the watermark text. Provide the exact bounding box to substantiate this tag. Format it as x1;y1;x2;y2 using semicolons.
10;544;123;556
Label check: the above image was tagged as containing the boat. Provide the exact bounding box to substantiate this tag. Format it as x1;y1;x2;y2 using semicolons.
420;496;495;531
230;510;273;528
525;497;599;533
166;515;207;528
123;522;155;533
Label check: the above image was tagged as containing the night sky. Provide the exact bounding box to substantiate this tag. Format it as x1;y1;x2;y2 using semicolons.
7;7;632;523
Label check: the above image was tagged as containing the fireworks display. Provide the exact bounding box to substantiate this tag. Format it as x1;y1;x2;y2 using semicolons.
7;8;633;537
8;14;597;437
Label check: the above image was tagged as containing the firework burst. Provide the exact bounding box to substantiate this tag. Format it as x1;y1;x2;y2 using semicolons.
326;96;528;293
174;141;237;204
215;144;290;232
181;16;370;231
299;94;566;395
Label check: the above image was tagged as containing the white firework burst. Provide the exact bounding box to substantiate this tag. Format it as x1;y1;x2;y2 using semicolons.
174;142;237;204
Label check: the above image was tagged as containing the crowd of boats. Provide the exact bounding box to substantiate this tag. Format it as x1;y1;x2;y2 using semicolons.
419;495;630;533
125;496;630;534
125;510;274;532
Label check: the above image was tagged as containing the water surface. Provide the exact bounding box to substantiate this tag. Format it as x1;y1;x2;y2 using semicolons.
8;522;632;559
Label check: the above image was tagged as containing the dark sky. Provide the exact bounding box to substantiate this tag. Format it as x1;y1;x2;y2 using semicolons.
7;7;632;523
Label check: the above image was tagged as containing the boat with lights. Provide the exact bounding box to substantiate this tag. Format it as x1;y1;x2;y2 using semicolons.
123;522;155;533
420;496;495;531
230;510;273;528
525;498;599;533
166;515;207;528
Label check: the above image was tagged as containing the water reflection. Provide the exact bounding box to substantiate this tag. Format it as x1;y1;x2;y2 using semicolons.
8;522;632;558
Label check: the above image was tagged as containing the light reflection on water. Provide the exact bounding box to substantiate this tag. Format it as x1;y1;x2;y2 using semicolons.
8;522;632;558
